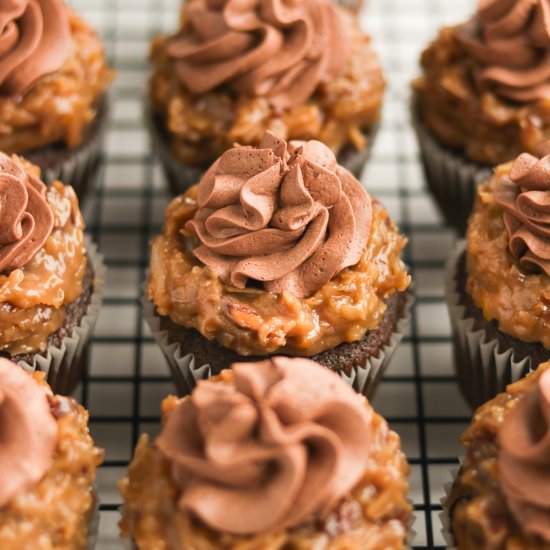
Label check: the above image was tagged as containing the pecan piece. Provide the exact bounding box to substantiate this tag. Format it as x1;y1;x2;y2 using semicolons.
222;298;262;332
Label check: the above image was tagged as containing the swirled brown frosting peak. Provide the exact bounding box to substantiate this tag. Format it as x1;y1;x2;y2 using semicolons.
0;0;71;97
186;131;372;298
0;358;57;508
0;153;54;274
166;0;351;108
454;0;550;101
499;368;550;541
155;356;372;535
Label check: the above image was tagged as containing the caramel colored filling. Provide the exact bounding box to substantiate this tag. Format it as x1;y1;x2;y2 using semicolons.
148;186;410;356
0;175;86;355
413;27;550;166
466;164;550;349
0;373;102;550
0;10;114;154
150;28;384;166
120;371;412;550
447;365;550;549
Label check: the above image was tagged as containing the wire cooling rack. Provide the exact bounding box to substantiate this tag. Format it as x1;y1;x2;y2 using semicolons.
67;0;477;547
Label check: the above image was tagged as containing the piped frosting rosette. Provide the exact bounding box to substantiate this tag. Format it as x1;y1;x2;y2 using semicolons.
0;0;71;97
0;153;53;273
499;368;550;541
155;357;373;535
495;143;550;275
455;0;550;101
166;0;351;108
186;131;371;298
0;357;57;508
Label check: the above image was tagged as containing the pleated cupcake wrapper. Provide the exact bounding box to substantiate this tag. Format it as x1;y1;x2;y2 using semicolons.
142;286;413;399
410;102;493;235
87;489;101;550
26;93;111;206
15;236;106;395
145;100;379;196
439;460;463;550
444;241;531;409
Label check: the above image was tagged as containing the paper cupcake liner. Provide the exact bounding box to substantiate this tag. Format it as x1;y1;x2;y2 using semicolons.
410;102;493;235
25;93;111;206
142;287;413;399
145;100;379;196
444;242;532;409
440;461;462;550
87;490;101;550
14;236;106;395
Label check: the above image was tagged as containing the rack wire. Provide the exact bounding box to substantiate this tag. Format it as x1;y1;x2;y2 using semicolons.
70;0;476;547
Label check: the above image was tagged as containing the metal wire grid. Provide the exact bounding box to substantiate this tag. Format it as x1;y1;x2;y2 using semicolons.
65;0;478;547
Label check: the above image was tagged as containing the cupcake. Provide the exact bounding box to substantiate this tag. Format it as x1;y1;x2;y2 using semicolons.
0;153;105;394
446;143;550;409
144;132;411;397
120;356;412;549
147;0;385;195
412;0;550;234
0;0;114;202
0;357;103;549
444;362;550;549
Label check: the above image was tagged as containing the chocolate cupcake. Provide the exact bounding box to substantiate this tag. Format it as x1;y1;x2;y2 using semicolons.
0;153;105;394
120;356;412;549
0;358;102;549
443;362;550;549
143;132;411;397
147;0;385;195
412;0;550;234
0;1;114;203
446;143;550;409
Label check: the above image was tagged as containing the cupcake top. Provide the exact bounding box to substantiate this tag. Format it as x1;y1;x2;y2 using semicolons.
466;142;550;348
156;356;372;535
0;0;71;97
0;357;103;547
413;0;550;164
0;154;87;356
447;362;550;547
148;132;409;356
150;0;384;166
120;356;412;548
0;0;113;154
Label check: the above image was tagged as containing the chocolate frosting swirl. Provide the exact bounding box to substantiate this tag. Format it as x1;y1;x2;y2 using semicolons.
186;132;372;298
499;368;550;541
0;0;71;97
0;153;54;274
455;0;550;101
166;0;351;108
495;143;550;275
155;356;372;535
0;358;57;507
